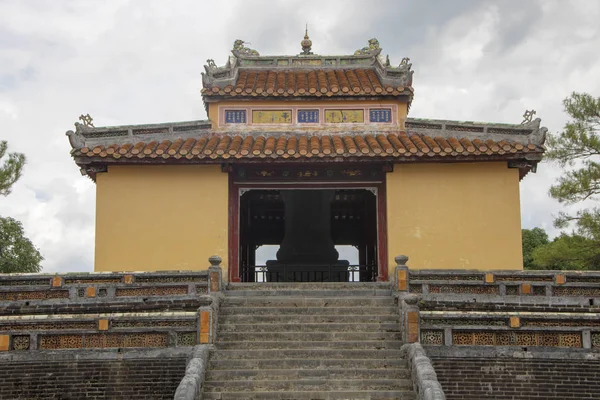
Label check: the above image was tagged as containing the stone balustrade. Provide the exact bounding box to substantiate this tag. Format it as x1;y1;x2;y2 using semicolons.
0;257;223;352
394;255;600;349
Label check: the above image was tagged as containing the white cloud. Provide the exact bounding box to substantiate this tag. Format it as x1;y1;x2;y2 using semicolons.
0;0;599;272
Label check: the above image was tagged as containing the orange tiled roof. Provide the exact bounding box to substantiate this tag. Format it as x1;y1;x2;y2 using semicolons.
72;131;543;161
201;69;411;98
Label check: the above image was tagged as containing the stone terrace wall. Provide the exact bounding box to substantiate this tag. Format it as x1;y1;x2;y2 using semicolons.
0;348;190;399
426;347;600;400
0;262;223;352
393;264;600;349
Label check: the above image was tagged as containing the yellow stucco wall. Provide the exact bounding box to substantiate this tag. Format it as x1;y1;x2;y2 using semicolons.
207;100;408;129
386;162;523;272
95;165;228;273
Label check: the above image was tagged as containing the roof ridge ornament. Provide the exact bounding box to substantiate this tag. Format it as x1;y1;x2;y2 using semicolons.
79;114;94;128
354;38;380;55
301;24;313;55
521;109;536;124
232;39;259;56
399;57;412;72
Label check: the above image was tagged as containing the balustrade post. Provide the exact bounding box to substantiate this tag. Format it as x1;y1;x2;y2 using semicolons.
208;255;223;293
403;294;420;343
394;255;409;292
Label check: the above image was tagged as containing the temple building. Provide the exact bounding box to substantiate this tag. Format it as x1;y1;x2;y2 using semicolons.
67;36;546;282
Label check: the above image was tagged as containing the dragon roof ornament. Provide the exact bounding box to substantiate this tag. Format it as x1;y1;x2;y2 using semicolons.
354;38;380;55
201;38;414;92
232;39;259;56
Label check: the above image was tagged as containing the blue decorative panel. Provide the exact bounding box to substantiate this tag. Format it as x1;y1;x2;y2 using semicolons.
369;108;392;123
225;110;247;124
297;109;319;123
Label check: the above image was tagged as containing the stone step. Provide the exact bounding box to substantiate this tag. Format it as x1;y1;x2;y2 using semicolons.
220;306;398;316
216;331;402;342
202;390;417;400
215;340;404;350
225;289;394;297
203;378;413;392
208;358;408;371
222;296;396;307
205;368;410;381
210;349;404;361
226;282;392;292
218;313;400;324
218;322;400;333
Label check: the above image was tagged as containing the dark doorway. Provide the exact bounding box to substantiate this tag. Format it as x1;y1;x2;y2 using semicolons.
238;189;378;282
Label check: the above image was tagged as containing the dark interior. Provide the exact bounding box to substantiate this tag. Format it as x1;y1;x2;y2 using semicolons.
238;189;378;282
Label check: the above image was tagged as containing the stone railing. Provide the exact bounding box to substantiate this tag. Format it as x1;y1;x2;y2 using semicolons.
0;256;224;353
174;345;211;400
401;343;445;400
394;255;600;349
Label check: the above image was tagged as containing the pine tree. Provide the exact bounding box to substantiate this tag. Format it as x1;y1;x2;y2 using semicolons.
542;92;600;268
0;140;25;196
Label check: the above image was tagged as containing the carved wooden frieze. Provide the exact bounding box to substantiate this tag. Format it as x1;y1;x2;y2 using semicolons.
233;165;389;182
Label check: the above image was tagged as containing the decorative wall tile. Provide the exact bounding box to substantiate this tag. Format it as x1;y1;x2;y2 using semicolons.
324;109;364;123
473;332;495;345
225;110;246;124
252;110;292;124
422;318;506;327
553;287;600;297
505;286;519;295
177;332;197;347
452;331;582;348
135;276;206;283
0;322;96;332
409;284;423;293
297;110;319;123
559;333;582;348
39;333;168;349
0;290;69;301
196;285;208;294
420;330;443;345
428;285;499;295
64;278;120;284
369;108;392;123
533;286;547;296
12;335;29;350
522;319;600;327
410;274;482;281
115;286;188;297
111;320;195;329
0;279;49;286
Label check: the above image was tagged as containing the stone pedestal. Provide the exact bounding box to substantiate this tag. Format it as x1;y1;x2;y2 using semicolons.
267;190;348;281
276;190;339;263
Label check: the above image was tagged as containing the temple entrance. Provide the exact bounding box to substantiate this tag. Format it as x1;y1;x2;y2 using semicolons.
238;188;378;282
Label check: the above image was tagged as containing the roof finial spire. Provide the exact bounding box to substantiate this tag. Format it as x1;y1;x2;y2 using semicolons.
301;24;313;55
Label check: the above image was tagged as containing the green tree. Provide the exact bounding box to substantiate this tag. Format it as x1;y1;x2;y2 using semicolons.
522;227;549;269
544;92;600;268
0;217;43;273
0;140;26;196
0;140;43;273
531;234;600;270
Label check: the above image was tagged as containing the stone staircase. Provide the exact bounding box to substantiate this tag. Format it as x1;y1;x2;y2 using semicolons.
202;283;417;400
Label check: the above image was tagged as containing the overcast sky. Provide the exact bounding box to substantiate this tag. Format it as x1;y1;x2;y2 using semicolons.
1;0;599;273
